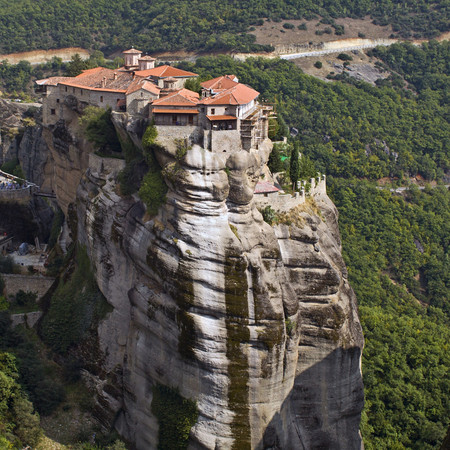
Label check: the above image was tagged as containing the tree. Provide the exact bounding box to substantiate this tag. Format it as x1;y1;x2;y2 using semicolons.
289;142;300;190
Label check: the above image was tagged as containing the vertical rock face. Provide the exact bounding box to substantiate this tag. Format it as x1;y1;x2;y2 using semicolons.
73;116;364;450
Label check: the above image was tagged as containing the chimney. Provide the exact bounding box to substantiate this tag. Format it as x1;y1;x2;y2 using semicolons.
102;77;107;88
113;72;117;80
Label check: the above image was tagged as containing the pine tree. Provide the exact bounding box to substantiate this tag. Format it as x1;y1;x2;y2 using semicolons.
290;142;300;190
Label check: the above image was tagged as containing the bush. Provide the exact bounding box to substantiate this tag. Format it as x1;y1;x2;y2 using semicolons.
298;23;307;30
261;206;277;225
15;291;37;307
314;61;323;69
151;384;198;450
283;23;295;30
79;106;121;155
338;53;353;61
0;256;14;274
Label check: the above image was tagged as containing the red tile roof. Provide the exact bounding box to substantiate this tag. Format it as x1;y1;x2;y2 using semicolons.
134;65;198;78
206;115;237;121
59;67;134;92
254;181;280;194
35;76;73;86
152;108;199;114
126;79;160;95
123;48;142;54
139;55;156;61
201;75;239;91
201;83;259;106
151;88;199;106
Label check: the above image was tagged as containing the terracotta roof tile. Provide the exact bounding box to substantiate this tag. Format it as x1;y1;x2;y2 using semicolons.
152;108;199;114
201;75;239;91
151;88;199;106
206;115;237;121
60;68;135;92
126;78;160;95
254;181;280;194
139;55;156;61
35;76;73;86
134;65;198;78
123;48;142;54
201;83;259;106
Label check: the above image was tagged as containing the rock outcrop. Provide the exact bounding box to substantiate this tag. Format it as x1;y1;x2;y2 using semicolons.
68;114;364;449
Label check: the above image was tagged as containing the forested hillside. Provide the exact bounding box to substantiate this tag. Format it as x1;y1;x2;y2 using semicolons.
180;41;449;448
0;0;447;54
0;40;448;448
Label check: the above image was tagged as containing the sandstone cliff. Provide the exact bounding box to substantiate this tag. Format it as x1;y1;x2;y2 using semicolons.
47;111;365;450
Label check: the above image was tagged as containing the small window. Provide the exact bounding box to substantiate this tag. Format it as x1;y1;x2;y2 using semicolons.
100;96;103;103
211;108;215;115
56;98;60;103
80;90;83;96
172;114;177;123
65;86;67;92
50;109;56;115
73;88;75;93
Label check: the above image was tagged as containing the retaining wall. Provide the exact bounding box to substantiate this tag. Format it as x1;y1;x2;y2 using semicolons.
2;274;55;299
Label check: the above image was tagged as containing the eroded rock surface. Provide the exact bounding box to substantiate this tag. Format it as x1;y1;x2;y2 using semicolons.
70;115;364;449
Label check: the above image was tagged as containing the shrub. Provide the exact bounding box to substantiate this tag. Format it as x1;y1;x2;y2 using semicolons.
283;23;295;30
314;61;323;69
261;206;277;225
151;384;198;450
139;171;168;216
338;53;353;61
15;290;37;307
298;23;307;30
0;256;14;274
79;106;121;155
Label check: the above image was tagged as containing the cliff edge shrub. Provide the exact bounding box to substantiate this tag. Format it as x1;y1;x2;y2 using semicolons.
151;384;198;450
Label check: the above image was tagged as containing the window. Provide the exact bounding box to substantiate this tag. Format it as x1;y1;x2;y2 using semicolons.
80;90;83;96
65;87;67;92
188;115;193;125
56;99;60;103
172;114;177;124
211;108;215;115
100;96;103;103
73;88;75;93
50;109;56;115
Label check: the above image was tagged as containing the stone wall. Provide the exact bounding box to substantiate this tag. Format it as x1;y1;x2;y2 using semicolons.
2;274;55;299
254;174;327;213
210;129;242;153
0;187;33;204
155;125;204;152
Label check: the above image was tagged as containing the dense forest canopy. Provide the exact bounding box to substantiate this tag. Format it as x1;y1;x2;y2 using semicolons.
0;0;448;54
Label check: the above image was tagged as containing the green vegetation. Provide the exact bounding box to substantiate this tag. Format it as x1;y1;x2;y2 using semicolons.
331;180;449;449
0;159;24;180
151;384;198;450
0;0;446;55
0;351;42;447
79;106;122;156
138;124;168;215
40;245;111;354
